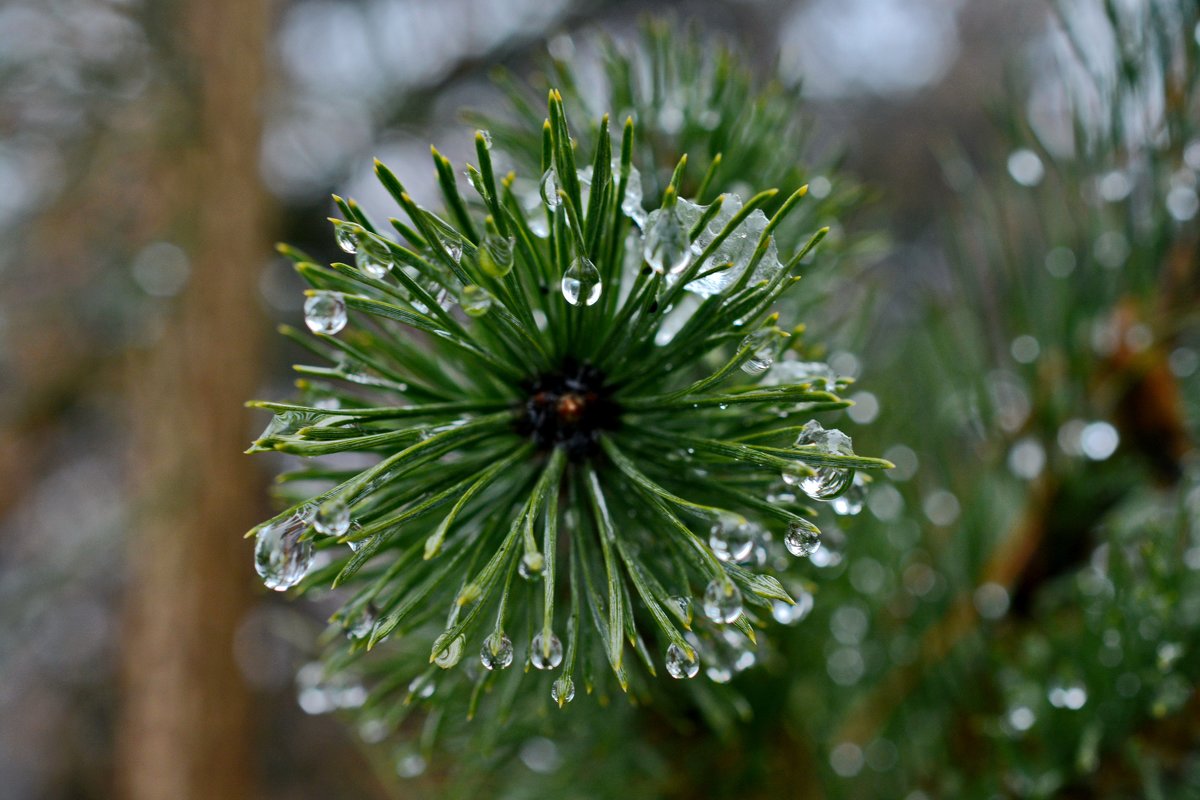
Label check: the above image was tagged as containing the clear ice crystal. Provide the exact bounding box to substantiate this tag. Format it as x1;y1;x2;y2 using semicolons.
761;360;840;389
642;207;691;274
658;195;785;298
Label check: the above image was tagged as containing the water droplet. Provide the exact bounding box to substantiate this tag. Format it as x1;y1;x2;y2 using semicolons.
784;518;822;557
460;285;493;317
478;232;516;277
314;497;350;536
708;515;757;563
642;208;691;274
761;360;839;389
356;236;393;279
254;514;313;591
478;129;493;149
433;634;464;669
702;578;742;623
792;420;855;499
334;221;359;253
303;292;347;335
522;551;544;577
724;629;757;672
665;643;699;679
540;168;562;210
551;675;575;706
347;603;377;639
439;236;463;264
670;595;693;625
518;557;540;581
531;631;564;669
562;257;602;306
740;330;775;375
480;632;514;670
772;589;815;625
830;475;866;516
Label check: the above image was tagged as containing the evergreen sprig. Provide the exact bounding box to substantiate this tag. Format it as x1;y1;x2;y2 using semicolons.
247;91;890;734
470;17;876;263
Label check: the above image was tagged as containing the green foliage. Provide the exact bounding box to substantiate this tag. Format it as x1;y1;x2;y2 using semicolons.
247;80;888;763
470;18;877;265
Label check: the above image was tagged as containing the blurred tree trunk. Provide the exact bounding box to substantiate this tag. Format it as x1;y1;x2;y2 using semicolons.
115;0;272;797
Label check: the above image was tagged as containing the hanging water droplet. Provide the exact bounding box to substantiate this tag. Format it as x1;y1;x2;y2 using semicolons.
723;629;757;672
540;168;561;210
478;129;493;149
303;292;347;335
708;515;757;563
670;595;693;625
793;420;856;499
740;330;776;375
460;285;493;317
665;643;700;679
356;236;393;279
433;634;465;669
562;257;602;306
314;497;350;537
784;518;822;557
334;221;360;254
531;631;564;669
254;514;314;591
518;558;539;581
702;578;743;623
772;589;815;625
478;232;516;277
522;551;544;577
551;676;575;706
480;632;514;671
440;236;463;264
830;475;866;516
643;208;691;274
347;603;377;639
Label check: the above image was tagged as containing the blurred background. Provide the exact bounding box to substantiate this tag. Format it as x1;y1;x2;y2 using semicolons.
2;0;1197;798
